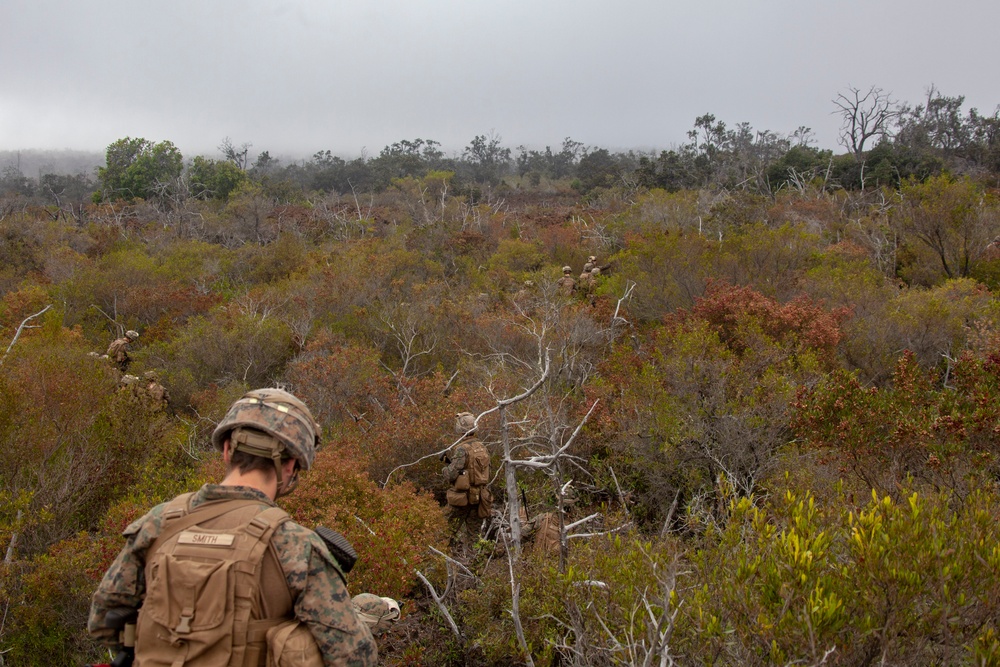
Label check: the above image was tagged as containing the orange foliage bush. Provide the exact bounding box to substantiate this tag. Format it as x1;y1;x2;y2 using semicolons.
285;336;392;419
676;278;850;367
283;444;447;600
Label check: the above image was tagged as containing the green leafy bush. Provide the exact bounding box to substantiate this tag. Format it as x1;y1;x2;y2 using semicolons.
681;484;1000;665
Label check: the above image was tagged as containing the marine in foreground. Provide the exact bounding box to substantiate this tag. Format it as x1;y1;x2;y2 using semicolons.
88;387;376;666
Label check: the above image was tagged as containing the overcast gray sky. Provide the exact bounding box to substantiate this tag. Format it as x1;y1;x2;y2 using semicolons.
2;0;998;161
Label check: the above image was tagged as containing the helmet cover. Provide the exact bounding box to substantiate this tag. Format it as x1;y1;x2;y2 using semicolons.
352;593;401;634
455;411;477;435
212;388;321;470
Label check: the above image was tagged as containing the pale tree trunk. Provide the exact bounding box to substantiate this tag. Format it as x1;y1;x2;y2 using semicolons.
1;305;51;367
500;404;523;557
3;511;21;564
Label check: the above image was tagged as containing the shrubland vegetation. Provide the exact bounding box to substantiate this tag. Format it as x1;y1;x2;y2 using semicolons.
2;85;1000;665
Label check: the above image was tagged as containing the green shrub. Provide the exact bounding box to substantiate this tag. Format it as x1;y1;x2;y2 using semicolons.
680;483;1000;665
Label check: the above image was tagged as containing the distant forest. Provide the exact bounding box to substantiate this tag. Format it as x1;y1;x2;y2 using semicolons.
3;85;999;210
3;84;1000;666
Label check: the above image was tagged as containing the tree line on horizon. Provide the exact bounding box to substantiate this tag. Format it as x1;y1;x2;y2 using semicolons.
2;84;998;212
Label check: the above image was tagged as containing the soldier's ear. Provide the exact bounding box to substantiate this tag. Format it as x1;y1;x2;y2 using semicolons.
222;438;233;463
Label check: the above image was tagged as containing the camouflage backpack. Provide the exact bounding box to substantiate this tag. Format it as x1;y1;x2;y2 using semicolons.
463;440;492;516
464;440;490;487
135;494;295;667
532;512;561;555
107;338;129;361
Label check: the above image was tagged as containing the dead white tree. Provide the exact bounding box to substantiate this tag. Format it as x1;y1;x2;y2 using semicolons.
374;304;438;406
383;288;629;663
488;350;552;554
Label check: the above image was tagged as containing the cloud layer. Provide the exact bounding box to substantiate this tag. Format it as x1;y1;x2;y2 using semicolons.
2;0;998;159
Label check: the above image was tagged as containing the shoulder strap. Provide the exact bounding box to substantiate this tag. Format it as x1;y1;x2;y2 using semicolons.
231;506;292;667
255;508;295;618
245;507;292;606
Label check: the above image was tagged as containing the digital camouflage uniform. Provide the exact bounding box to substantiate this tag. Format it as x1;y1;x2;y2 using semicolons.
143;371;169;408
579;267;602;304
106;332;137;373
89;483;377;667
350;594;400;637
442;428;488;540
557;267;577;296
146;379;168;405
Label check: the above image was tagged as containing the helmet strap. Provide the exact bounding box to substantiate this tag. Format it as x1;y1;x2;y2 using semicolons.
277;467;299;498
231;427;288;491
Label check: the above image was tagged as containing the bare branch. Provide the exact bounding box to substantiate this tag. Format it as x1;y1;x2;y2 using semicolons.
832;85;898;158
563;512;602;532
1;304;52;366
659;489;681;539
415;569;463;642
506;399;599;470
428;545;478;581
567;523;633;540
442;369;460;395
612;281;636;326
500;530;536;667
3;510;23;564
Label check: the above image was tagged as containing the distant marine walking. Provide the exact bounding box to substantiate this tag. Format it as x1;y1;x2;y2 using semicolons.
557;266;577;296
106;330;138;373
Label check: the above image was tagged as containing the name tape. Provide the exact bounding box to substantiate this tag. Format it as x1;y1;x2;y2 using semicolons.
177;532;236;547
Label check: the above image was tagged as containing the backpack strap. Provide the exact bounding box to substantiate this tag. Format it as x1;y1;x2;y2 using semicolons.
231;506;291;667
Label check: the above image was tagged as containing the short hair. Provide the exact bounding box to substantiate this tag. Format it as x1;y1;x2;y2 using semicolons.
229;449;277;476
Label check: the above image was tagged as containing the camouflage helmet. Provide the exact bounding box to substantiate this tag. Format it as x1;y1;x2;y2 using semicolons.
562;266;572;274
125;330;139;340
212;388;321;472
588;255;597;262
455;411;477;435
351;593;401;635
143;370;158;381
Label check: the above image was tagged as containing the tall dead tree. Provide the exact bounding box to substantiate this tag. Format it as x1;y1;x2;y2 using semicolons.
833;85;898;159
